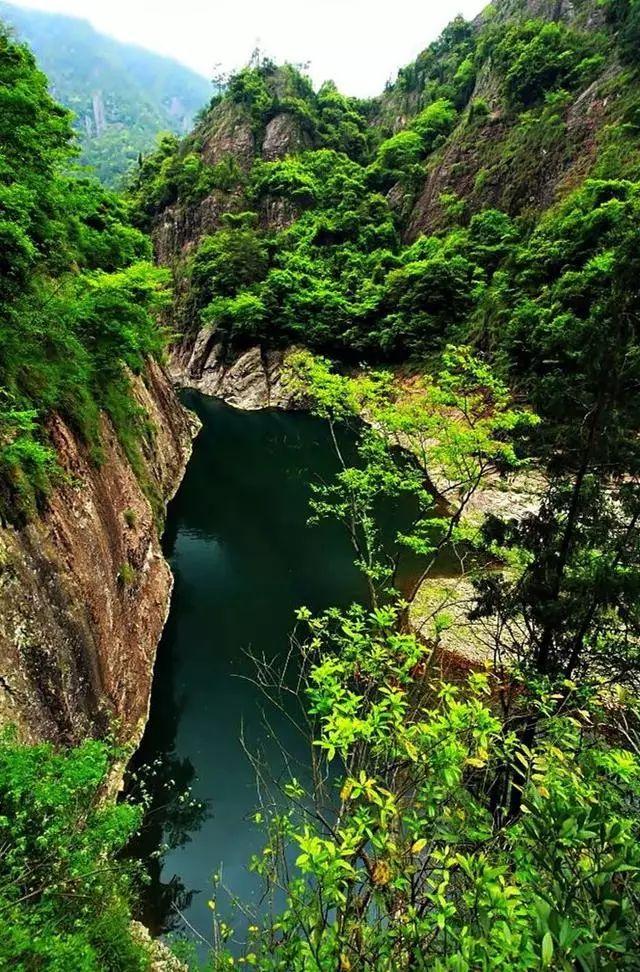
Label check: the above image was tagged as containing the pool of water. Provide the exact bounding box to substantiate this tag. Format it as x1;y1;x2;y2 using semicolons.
128;392;369;950
127;388;470;954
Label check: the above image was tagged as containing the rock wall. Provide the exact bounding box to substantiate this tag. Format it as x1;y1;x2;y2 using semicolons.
0;360;198;746
170;332;295;410
403;60;618;241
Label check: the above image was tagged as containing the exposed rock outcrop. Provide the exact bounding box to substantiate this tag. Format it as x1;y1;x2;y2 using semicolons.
130;921;188;972
200;103;256;170
171;333;295;410
405;59;618;241
153;189;243;265
261;112;313;161
0;360;198;746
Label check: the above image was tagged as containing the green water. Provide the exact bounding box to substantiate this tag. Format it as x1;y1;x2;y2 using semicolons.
130;392;369;948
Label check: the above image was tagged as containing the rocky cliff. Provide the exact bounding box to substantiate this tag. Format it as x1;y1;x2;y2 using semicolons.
373;0;619;239
170;332;295;410
0;360;197;746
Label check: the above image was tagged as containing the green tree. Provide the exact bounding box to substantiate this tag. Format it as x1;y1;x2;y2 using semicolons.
190;213;269;307
0;732;150;970
0;25;172;521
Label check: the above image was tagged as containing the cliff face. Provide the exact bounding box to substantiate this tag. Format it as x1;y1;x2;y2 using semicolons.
403;61;618;239
153;105;311;265
170;331;295;409
373;0;617;239
0;360;197;745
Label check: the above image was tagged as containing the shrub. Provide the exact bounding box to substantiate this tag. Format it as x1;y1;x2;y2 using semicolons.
117;562;136;586
123;507;138;528
491;20;605;108
469;97;490;123
0;733;148;971
376;129;424;172
203;292;268;342
250;157;318;206
190;216;269;306
411;98;458;151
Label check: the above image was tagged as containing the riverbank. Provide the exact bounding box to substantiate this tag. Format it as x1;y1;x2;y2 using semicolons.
170;332;297;410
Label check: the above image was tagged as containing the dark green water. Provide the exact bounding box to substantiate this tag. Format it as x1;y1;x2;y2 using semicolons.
130;392;368;949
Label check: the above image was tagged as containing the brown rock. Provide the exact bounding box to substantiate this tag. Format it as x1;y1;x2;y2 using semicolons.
171;337;296;411
0;361;198;745
200;103;256;170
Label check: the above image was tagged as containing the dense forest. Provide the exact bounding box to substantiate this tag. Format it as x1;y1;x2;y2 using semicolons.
2;0;640;967
0;1;211;185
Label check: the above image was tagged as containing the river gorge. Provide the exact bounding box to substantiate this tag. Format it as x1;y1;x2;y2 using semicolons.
129;392;368;948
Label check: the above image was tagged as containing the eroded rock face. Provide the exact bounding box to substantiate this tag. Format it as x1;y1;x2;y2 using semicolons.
200;104;256;170
258;193;301;231
405;60;616;241
0;360;198;745
171;335;296;410
261;113;313;161
153;189;243;264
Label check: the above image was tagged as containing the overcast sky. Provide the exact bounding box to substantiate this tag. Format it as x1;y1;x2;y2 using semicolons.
11;0;485;96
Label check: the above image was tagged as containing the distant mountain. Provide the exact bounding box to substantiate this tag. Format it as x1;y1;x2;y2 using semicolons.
0;2;213;185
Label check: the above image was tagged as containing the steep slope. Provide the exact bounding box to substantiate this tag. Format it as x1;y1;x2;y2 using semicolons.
0;361;196;745
0;21;198;744
376;0;623;238
0;1;212;184
133;0;639;386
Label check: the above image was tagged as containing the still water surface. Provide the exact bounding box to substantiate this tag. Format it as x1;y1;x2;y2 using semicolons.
130;391;368;949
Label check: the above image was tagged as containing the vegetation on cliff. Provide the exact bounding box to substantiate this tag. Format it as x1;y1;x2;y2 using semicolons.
0;24;172;522
131;2;640;389
0;732;149;969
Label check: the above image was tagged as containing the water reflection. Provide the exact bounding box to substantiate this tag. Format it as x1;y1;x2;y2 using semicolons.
126;394;367;950
127;590;210;935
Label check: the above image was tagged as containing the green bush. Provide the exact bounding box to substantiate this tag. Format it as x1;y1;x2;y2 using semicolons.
190;214;269;307
380;252;483;352
250;157;319;206
123;507;138;528
605;0;640;65
376;130;424;173
411;97;457;150
491;19;605;108
469;97;490;123
0;732;148;971
203;292;268;342
117;562;137;586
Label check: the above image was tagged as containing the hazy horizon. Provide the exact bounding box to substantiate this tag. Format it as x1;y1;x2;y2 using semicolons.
5;0;486;97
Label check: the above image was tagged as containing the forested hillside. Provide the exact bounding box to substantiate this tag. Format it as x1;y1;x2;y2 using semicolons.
2;0;640;967
0;1;211;184
0;20;180;521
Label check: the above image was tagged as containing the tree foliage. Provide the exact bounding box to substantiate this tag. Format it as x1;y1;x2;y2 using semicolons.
0;732;149;970
0;25;170;521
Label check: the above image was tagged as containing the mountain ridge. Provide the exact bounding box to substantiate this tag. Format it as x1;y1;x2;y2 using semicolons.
0;1;213;184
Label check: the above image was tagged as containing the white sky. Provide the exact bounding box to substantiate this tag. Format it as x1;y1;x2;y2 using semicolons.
10;0;486;97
